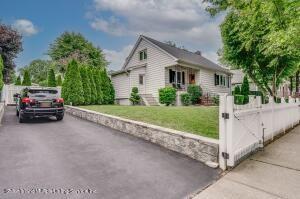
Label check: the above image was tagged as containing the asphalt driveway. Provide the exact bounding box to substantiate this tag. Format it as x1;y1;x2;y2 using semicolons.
0;106;219;199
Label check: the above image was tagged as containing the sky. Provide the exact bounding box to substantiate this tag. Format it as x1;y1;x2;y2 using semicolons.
1;0;224;71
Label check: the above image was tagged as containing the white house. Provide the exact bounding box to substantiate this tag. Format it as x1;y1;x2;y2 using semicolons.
111;35;232;105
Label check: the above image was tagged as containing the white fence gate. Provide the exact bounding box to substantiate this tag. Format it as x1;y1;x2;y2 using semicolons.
1;84;61;105
219;94;300;170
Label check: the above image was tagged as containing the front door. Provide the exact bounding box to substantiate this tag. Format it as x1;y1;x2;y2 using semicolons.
138;74;146;94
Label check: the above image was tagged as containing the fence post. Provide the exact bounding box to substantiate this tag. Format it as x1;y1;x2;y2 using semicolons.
219;93;227;170
226;96;234;167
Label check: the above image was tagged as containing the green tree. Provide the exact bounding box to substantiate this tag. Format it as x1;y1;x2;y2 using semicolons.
0;56;4;90
0;23;23;83
15;75;21;85
88;67;97;104
129;87;140;105
47;68;56;87
205;0;300;96
22;70;31;86
80;66;92;105
56;74;62;86
61;60;84;105
19;59;55;84
241;76;250;103
48;32;108;74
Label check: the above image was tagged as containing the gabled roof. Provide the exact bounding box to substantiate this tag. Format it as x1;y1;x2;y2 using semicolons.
142;36;231;74
122;35;231;74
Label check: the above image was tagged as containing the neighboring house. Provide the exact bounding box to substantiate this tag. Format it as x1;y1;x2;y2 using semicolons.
231;69;291;97
111;35;231;105
231;69;258;91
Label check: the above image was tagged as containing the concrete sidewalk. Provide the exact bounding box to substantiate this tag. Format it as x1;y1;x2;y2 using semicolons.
194;126;300;199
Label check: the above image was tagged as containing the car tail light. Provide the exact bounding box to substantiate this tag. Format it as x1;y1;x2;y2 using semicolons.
56;98;64;103
22;98;35;103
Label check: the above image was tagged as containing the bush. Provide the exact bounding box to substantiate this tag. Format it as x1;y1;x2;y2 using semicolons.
56;75;62;86
234;85;241;95
159;87;176;106
234;95;244;105
22;70;31;86
213;95;220;105
187;85;202;104
61;59;84;105
15;75;21;85
80;66;92;105
180;93;191;106
47;68;57;87
130;87;140;105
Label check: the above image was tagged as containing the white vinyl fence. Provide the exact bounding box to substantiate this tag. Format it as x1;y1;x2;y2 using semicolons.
1;84;61;105
219;94;300;170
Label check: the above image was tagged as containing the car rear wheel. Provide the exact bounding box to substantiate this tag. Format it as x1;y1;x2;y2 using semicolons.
56;115;64;121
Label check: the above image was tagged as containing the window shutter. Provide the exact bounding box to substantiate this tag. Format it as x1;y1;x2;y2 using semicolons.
182;71;185;84
214;74;217;85
169;69;172;83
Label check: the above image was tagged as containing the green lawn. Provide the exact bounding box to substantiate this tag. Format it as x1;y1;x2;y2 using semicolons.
79;105;219;139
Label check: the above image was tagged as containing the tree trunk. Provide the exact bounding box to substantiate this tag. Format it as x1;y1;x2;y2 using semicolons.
290;76;293;95
296;71;299;94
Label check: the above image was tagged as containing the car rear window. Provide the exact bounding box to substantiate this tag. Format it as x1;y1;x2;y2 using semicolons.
28;89;58;94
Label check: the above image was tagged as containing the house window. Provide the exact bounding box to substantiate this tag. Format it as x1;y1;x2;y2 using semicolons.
139;74;144;85
215;74;229;87
139;49;147;60
169;69;176;83
182;71;185;85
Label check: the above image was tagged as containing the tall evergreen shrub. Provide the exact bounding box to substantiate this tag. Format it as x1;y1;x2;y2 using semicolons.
61;59;84;105
56;75;62;86
80;66;92;105
15;75;22;85
47;68;57;87
22;70;32;86
0;56;4;90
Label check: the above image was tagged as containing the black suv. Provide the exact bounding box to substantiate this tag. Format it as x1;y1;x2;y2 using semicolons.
14;88;64;123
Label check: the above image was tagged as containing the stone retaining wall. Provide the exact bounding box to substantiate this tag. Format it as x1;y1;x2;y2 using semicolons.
65;106;219;165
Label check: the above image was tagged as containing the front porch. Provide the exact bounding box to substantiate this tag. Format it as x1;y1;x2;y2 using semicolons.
165;65;200;91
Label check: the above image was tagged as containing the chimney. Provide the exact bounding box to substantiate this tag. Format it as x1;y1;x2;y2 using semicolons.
195;50;202;56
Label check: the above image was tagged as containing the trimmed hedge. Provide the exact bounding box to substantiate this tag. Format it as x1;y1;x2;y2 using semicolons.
159;87;176;106
234;95;244;105
180;93;191;106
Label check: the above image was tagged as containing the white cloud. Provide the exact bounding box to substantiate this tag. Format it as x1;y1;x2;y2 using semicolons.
12;19;38;36
104;45;133;70
90;0;224;62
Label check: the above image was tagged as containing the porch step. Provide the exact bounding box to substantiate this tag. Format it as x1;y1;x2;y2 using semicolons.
141;94;159;106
